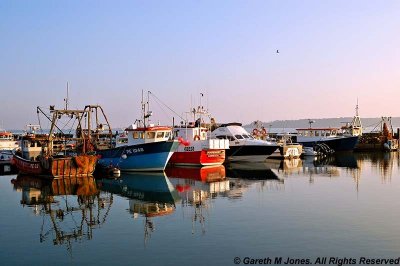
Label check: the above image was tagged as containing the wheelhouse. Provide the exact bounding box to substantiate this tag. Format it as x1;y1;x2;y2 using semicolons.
115;124;173;147
296;128;339;138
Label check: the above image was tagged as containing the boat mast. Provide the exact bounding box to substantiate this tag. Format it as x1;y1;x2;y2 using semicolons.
142;90;152;128
64;82;69;110
355;98;359;116
199;92;204;126
141;90;146;128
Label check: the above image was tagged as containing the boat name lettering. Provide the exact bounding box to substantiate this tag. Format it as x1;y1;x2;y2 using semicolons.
125;147;144;154
184;146;195;152
18;160;40;169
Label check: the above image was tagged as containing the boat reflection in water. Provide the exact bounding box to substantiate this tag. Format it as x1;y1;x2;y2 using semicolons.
165;165;229;198
97;172;180;244
165;165;229;234
11;174;111;253
227;161;284;180
225;161;285;199
264;153;360;185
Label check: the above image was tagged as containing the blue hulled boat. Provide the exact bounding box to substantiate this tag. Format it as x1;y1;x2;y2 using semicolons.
97;139;179;172
97;91;179;172
296;128;359;152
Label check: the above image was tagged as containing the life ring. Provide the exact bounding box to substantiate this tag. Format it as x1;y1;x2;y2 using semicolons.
194;135;200;141
252;129;258;136
261;128;267;136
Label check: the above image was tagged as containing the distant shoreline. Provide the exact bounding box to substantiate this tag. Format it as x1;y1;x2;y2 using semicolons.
243;117;400;130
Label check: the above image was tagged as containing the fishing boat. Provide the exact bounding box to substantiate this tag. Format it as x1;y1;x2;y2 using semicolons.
12;105;105;178
97;91;179;172
0;129;19;163
211;122;279;162
169;106;229;166
296;127;359;152
356;117;398;151
0;130;19;150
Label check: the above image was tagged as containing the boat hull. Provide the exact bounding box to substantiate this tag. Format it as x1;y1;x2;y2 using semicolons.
97;141;179;172
168;149;225;166
226;145;279;162
298;136;359;152
12;154;97;178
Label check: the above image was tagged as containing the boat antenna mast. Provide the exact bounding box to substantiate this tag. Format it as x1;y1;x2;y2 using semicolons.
308;119;315;128
355;98;359;116
64;82;69;110
142;90;153;128
193;92;206;127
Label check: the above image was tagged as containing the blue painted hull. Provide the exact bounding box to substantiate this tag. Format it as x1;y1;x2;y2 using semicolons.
298;136;359;152
97;141;179;172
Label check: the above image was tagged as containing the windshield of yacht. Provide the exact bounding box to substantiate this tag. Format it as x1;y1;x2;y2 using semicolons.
235;134;244;139
216;135;235;141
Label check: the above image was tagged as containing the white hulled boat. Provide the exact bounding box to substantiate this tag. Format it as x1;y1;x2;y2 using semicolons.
0;130;19;161
211;123;279;162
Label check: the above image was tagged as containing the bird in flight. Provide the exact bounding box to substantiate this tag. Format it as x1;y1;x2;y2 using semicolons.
276;49;279;54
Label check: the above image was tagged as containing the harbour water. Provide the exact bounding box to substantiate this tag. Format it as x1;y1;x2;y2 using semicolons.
1;152;400;265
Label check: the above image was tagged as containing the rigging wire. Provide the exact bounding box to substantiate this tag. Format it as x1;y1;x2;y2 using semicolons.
148;91;185;121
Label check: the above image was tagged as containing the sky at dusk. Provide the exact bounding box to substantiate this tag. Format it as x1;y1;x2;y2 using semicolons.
1;0;400;129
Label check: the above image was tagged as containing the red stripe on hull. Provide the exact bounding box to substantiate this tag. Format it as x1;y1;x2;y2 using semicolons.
169;149;225;166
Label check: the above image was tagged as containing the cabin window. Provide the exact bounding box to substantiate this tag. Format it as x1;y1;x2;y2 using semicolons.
146;131;156;139
156;132;164;138
242;135;249;139
235;135;243;139
216;135;234;141
165;132;171;139
132;132;143;139
118;138;128;144
315;131;320;137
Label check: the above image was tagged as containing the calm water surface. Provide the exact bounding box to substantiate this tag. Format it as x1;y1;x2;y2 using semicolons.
1;152;400;265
